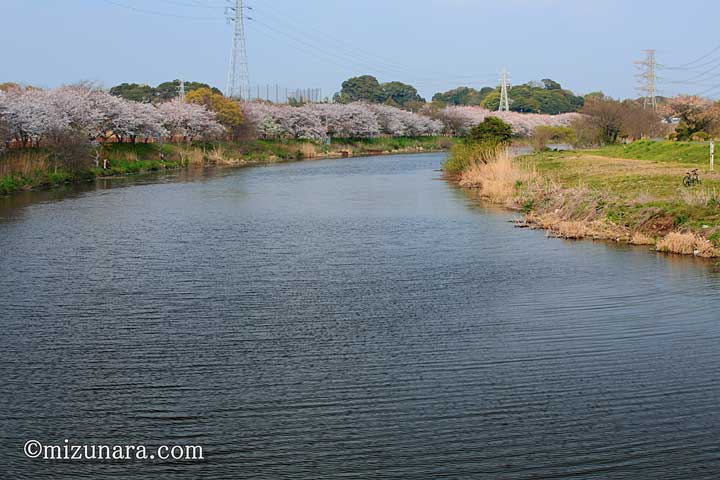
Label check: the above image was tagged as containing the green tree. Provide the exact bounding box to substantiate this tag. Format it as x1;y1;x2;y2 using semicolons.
109;83;155;102
155;80;221;101
434;79;583;114
480;91;501;110
381;81;424;106
541;78;562;90
432;86;494;105
467;117;513;144
335;75;384;103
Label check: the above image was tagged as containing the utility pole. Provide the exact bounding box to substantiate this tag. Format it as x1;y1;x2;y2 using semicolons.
225;0;250;100
178;78;185;101
635;49;657;110
498;66;510;112
711;140;715;171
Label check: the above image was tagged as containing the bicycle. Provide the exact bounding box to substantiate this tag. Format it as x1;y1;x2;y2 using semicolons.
683;168;701;187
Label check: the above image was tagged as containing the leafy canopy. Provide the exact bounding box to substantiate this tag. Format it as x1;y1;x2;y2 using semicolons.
466;117;513;144
334;75;425;106
433;79;584;114
185;88;243;129
432;86;494;106
109;80;222;103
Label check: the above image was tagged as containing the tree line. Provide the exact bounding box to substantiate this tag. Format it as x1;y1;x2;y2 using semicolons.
331;75;585;115
109;80;223;103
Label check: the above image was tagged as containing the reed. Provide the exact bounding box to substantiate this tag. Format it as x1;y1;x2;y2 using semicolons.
296;143;317;159
656;232;718;257
0;150;51;177
457;146;537;205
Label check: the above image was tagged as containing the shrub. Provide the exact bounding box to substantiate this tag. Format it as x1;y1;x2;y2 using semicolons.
691;132;711;141
530;125;575;151
466;117;513;144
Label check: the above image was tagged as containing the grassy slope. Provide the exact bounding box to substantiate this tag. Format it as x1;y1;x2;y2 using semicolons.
518;142;720;250
595;140;713;164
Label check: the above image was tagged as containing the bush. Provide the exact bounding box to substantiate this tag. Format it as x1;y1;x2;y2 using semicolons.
466;117;513;144
570;116;603;148
691;132;711;141
530;125;575;152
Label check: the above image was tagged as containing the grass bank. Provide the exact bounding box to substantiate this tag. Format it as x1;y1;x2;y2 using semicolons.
0;136;452;196
449;140;720;258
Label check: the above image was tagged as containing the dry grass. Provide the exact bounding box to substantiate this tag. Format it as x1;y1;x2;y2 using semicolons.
0;150;51;177
629;231;656;245
551;220;590;239
175;147;205;166
656;232;719;257
679;187;720;207
458;148;537;205
206;145;236;165
107;150;139;163
187;148;205;166
296;143;317;159
206;145;226;163
527;211;627;241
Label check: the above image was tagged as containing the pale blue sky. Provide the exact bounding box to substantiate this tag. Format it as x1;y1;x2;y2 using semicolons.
2;0;719;100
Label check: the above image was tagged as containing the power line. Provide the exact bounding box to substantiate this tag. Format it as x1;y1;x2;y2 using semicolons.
249;3;433;78
152;0;226;8
665;44;720;70
98;0;514;98
246;16;497;86
662;53;720;72
247;17;423;78
100;0;223;20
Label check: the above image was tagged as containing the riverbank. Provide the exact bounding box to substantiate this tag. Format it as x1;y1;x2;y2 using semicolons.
452;140;720;258
0;136;453;196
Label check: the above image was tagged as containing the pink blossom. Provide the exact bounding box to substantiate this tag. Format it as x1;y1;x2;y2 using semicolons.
441;106;580;137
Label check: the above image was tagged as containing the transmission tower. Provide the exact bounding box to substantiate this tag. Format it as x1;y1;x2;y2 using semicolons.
498;66;510;112
635;49;657;110
225;0;250;100
178;78;186;101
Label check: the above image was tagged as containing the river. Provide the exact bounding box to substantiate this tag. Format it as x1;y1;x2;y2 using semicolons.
1;152;719;479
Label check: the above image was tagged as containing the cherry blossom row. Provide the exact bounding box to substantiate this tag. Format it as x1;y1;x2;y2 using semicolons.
439;106;581;137
0;85;224;147
246;102;444;140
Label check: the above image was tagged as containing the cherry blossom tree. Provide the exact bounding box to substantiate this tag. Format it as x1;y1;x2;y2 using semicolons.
0;88;70;147
157;99;224;142
0;86;222;147
310;103;380;138
244;101;442;140
440;106;580;137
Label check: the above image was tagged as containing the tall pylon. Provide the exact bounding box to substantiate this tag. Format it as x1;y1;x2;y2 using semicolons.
635;50;657;110
498;66;510;112
178;78;186;101
225;0;250;100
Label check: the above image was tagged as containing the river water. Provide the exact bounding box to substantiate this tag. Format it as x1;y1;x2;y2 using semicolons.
1;153;719;479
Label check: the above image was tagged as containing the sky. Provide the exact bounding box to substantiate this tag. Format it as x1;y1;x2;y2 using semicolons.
2;0;720;100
